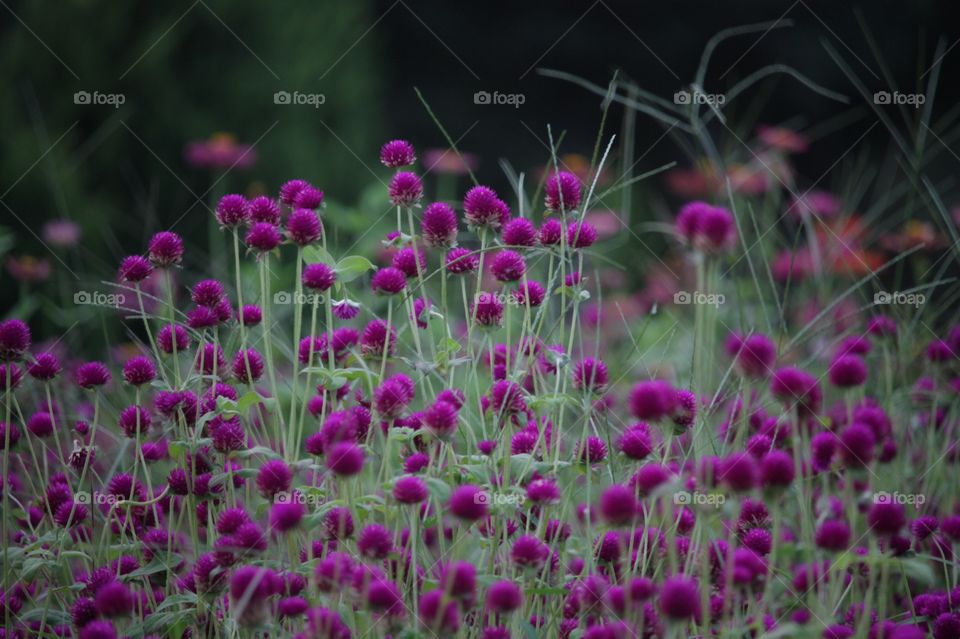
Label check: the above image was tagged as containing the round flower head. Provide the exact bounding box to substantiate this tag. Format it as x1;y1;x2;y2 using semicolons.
730;333;776;378
332;299;361;319
27;352;60;381
392;247;426;278
675;201;737;253
75;361;111;389
236;305;262;328
293;186;324;210
0;319;30;361
26;411;54;437
829;354;868;388
629;380;678;421
119;405;151;438
418;589;460;633
815;519;851;551
188;306;219;329
0;363;22;391
158;324;190;354
358;524;393;559
445;247;479;274
567;221;598;248
526;478;561;504
490;250;526;282
280;179;310;206
271;497;305;532
721;452;757;492
303;263;337;291
118;255;153;283
487;580;523;613
489;379;526;416
513;280;546;307
464;186;510;231
380;139;416;167
839;423;875;468
573;357;609;393
770;367;822;416
122;355;156;386
94;581;134;617
423;399;459;440
449;485;488;521
538;218;563;245
619;424;653;460
371;267;407;295
230;566;277;625
393;476;428;504
502;217;537;247
245;222;281;252
326;442;365;476
257;459;293;498
191;279;225;308
578;436;608;464
215;194;249;227
286;209;323;246
867;315;897;338
232;349;264;384
867;500;905;536
473;292;505;327
148;231;184;267
421;202;459;247
510;534;549;569
545;171;582;211
759;450;795;487
360;319;397;357
248;195;282;224
211;417;246;453
389;172;423;207
658;575;700;620
600;484;638;525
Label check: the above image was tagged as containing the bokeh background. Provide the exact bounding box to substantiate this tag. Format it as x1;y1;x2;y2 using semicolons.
3;0;959;330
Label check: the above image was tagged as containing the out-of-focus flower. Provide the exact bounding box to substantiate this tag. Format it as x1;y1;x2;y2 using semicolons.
42;219;81;247
423;148;479;175
5;255;51;283
184;133;257;170
757;125;810;153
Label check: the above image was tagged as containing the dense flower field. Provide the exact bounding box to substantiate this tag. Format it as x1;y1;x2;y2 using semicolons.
1;132;959;639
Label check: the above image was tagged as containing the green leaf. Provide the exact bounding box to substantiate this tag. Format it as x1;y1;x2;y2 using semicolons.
423;477;451;502
303;245;336;265
335;255;375;282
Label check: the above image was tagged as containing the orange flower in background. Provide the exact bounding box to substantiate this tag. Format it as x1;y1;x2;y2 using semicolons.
5;255;51;283
879;220;948;252
184;132;257;170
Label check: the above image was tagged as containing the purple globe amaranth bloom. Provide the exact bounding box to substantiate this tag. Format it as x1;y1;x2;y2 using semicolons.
538;218;563;245
215;194;249;227
0;319;31;361
600;484;637;526
360;319;397;357
839;423;875;468
122;355;156;386
423;399;459;440
380;139;416;168
567;221;598;248
816;519;851;551
191;279;226;308
188;305;220;329
473;291;505;327
257;459;293;498
867;315;897;337
371;267;407;295
759;449;794;487
392;247;426;278
230;565;277;626
286;209;323;246
487;580;523;613
28;352;61;380
770;366;822;416
237;304;262;327
94;581;134;617
293;185;324;210
927;338;955;363
280;179;310;206
502;217;537;247
672;389;697;428
393;476;428;504
578;436;608;464
75;361;111;389
303;263;336;291
867;500;905;536
418;590;460;633
829;354;868;388
271;496;305;532
728;333;776;378
510;534;549;569
573;357;608;393
545;171;582;211
526;478;561;504
629;380;678;421
389;171;423;207
619;424;653;460
245;222;281;252
326;442;365;476
513;279;546;307
675;201;737;253
26;411;54;437
490;250;526;282
157;324;190;354
358;524;393;559
332;298;361;319
445;247;479;274
489;379;526;416
232;349;264;384
464;185;510;231
449;485;488;521
421;202;458;247
658;575;701;621
248;195;282;224
148;231;184;267
118;406;151;438
118;255;153;283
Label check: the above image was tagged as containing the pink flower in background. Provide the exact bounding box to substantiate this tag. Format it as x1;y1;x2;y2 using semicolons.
184;133;257;170
789;190;842;220
5;255;51;283
423;148;479;175
757;125;810;153
42;219;81;248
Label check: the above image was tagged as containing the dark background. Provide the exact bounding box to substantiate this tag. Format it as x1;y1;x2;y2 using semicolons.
2;0;959;314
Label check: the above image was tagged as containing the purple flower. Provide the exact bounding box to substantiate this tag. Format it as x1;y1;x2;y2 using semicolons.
232;349;264;384
449;485;488;521
526;478;561;504
215;194;249;227
118;406;151;438
157;324;190;354
421;202;459;247
389;172;424;207
502;217;537;247
148;231;185;267
392;247;426;278
286;209;323;246
816;520;851;551
567;221;597;248
423;399;459;440
94;581;133;617
676;201;737;253
464;186;510;231
393;476;428;504
327;442;365;476
538;218;563;245
240;305;262;327
118;255;153;283
26;411;54;437
473;291;505;327
371;267;407;295
619;424;653;460
545;171;582;211
721;452;757;492
658;575;700;620
28;352;61;380
578;436;608;464
294;186;324;210
629;380;678;421
358;524;393;559
0;319;31;361
360;319;397;357
80;620;118;639
729;333;776;378
303;263;337;291
445;247;479;274
573;358;608;393
600;484;637;525
257;460;292;498
280;179;310;206
490;250;526;282
839;423;875;468
245;222;282;252
122;355;156;386
513;280;546;307
486;580;523;613
759;450;794;487
419;589;460;632
271;496;305;532
829;354;868;387
248;195;282;224
770;367;822;416
191;279;226;308
75;362;111;389
380;139;416;167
